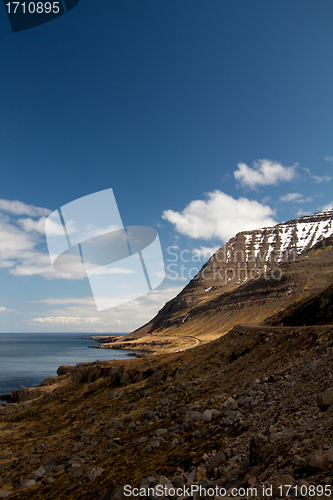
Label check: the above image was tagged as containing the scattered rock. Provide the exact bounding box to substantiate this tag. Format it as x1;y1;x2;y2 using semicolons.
206;451;226;473
150;370;165;387
86;466;104;481
9;388;43;403
318;388;333;411
184;410;203;423
69;467;85;480
32;466;46;479
249;433;274;466
305;448;333;472
21;478;36;489
42;477;55;485
202;409;212;422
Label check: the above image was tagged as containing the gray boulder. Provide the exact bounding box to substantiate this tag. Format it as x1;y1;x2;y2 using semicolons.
22;479;36;489
86;467;104;481
32;466;46;479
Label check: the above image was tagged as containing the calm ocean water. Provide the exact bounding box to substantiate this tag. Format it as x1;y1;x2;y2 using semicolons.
0;332;131;396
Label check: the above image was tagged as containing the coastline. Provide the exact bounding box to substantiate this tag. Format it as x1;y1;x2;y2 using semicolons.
89;335;151;355
0;333;135;401
89;331;202;354
0;331;199;404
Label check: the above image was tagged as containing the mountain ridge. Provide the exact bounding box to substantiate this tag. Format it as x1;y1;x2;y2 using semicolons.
1;211;333;499
93;209;333;353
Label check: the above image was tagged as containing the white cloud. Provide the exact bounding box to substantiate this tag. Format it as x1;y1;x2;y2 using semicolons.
322;202;333;211
0;204;85;280
32;297;95;306
87;267;137;277
0;306;19;314
234;159;297;189
0;199;51;217
192;246;219;259
0;201;84;280
17;217;48;235
162;190;276;242
261;196;272;204
312;175;331;183
10;252;84;280
280;193;313;204
0;260;16;269
296;209;312;217
280;193;303;202
324;156;333;163
0;220;58;278
0;220;37;263
30;286;183;333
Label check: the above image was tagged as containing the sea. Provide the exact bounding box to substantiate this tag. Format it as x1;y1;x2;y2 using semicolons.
0;332;131;398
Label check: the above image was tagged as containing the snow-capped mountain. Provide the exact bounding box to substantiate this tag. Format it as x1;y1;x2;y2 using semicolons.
226;209;333;264
198;209;333;291
130;209;333;340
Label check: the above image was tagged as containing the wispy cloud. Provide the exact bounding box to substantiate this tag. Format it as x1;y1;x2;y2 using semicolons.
0;199;51;217
280;193;312;203
0;306;20;314
30;287;183;332
32;297;95;306
234;159;297;190
162;190;276;241
9;252;83;280
0;220;37;261
312;175;331;183
17;217;48;235
322;202;333;212
0;201;80;280
296;209;312;217
192;246;219;259
324;156;333;163
280;193;303;202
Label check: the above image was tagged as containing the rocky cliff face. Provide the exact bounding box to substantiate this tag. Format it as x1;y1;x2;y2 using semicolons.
134;210;333;337
187;209;333;296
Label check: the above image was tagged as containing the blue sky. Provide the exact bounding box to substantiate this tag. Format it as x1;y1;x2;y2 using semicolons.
0;0;333;332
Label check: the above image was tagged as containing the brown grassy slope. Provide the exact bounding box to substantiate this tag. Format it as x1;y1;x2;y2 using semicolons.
0;320;333;499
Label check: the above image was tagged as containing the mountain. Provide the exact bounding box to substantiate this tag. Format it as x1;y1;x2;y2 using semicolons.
195;209;333;293
2;211;333;499
96;209;333;352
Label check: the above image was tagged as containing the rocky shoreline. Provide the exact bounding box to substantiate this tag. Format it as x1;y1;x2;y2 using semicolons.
88;335;150;356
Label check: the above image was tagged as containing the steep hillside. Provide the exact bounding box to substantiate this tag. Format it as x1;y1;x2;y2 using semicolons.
97;228;333;353
1;323;333;499
147;210;333;332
